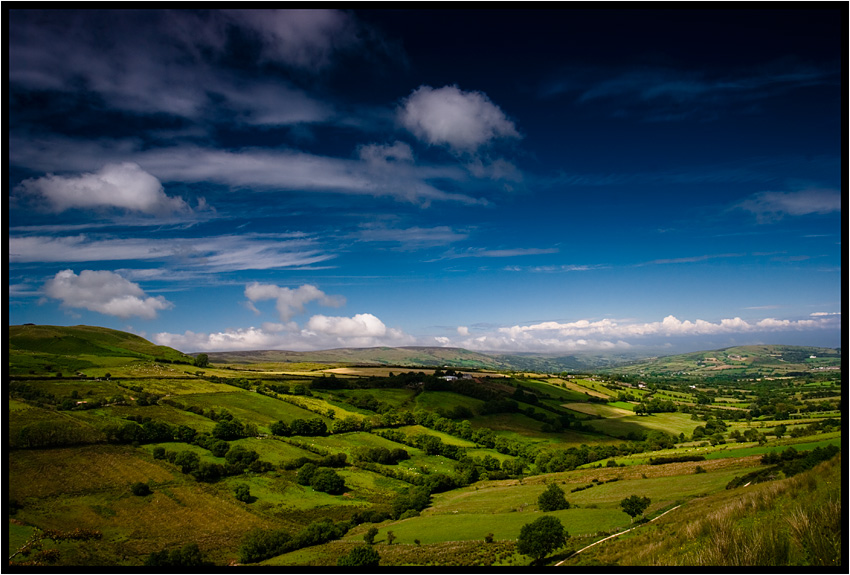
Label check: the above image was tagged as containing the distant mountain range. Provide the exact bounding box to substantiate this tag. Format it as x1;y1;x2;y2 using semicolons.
8;324;841;376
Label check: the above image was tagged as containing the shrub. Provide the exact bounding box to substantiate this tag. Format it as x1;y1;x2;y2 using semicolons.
517;515;567;562
338;545;380;567
131;482;152;496
234;483;252;503
144;542;206;567
538;482;570;512
310;468;345;494
364;526;379;545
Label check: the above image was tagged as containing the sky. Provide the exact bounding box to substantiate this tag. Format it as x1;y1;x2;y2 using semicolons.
7;8;844;355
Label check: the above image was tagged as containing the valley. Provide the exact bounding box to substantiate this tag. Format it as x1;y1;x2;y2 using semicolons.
6;325;842;567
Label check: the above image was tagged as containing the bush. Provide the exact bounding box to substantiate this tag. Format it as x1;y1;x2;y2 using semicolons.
538;482;570;512
364;526;379;545
337;545;380;567
234;483;252;503
517;515;567;562
310;468;345;494
297;462;318;485
145;542;206;567
131;482;152;496
239;529;291;564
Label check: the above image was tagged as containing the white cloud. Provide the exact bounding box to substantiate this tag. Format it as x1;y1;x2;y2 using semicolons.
223;9;358;69
354;224;468;249
306;313;388;337
17;163;189;215
737;188;841;220
44;269;173;319
155;313;415;352
245;282;345;322
357;141;415;165
457;326;470;336
9;10;351;123
429;247;559;261
456;314;842;352
9;233;334;272
9;135;491;206
399;85;520;154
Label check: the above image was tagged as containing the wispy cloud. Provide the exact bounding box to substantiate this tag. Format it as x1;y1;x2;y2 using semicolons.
428;247;559;261
352;224;469;250
504;264;600;273
542;61;838;122
639;253;744;266
9;233;334;272
736;188;841;221
9;136;484;206
9;10;356;123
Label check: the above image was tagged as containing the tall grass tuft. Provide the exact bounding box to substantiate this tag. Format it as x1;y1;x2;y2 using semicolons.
787;498;842;567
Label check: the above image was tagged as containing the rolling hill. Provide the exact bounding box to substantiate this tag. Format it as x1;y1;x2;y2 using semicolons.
599;345;842;378
8;324;195;376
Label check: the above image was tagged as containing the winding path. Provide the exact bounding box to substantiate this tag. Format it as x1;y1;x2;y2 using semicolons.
554;504;683;566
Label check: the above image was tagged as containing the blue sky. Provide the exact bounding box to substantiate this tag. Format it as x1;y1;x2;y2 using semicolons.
8;8;843;354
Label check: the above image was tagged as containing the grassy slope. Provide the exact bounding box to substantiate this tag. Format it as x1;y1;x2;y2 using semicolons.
9;324;194;377
561;454;842;567
7;325;842;567
607;344;841;377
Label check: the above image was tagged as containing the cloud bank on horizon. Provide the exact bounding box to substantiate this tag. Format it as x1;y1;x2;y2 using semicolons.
8;9;842;354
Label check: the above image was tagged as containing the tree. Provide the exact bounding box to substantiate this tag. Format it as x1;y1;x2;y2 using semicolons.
234;483;252;503
144;542;206;567
538;482;570;512
386;531;396;545
516;515;567;563
297;462;318;485
131;482;152;496
363;526;379;545
619;495;651;520
9;527;102;565
310;468;345;494
193;353;210;368
337;545;380;567
773;424;788;438
174;450;200;474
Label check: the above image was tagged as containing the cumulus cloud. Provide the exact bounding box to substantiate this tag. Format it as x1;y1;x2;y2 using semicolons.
457;326;470;336
44;269;173;319
245;282;345;321
16;163;189;215
398;85;520;154
454;314;840;352
155;313;414;352
737;188;841;220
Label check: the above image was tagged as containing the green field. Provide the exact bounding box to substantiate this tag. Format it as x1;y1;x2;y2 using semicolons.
584;411;701;438
7;326;842;567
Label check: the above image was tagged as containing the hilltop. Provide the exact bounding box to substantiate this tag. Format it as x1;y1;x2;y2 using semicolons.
204;346;512;370
8;324;195;376
7;323;842;567
9;325;841;379
601;345;842;379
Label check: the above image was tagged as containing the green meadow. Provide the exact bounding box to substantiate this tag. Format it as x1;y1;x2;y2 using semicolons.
7;326;841;567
